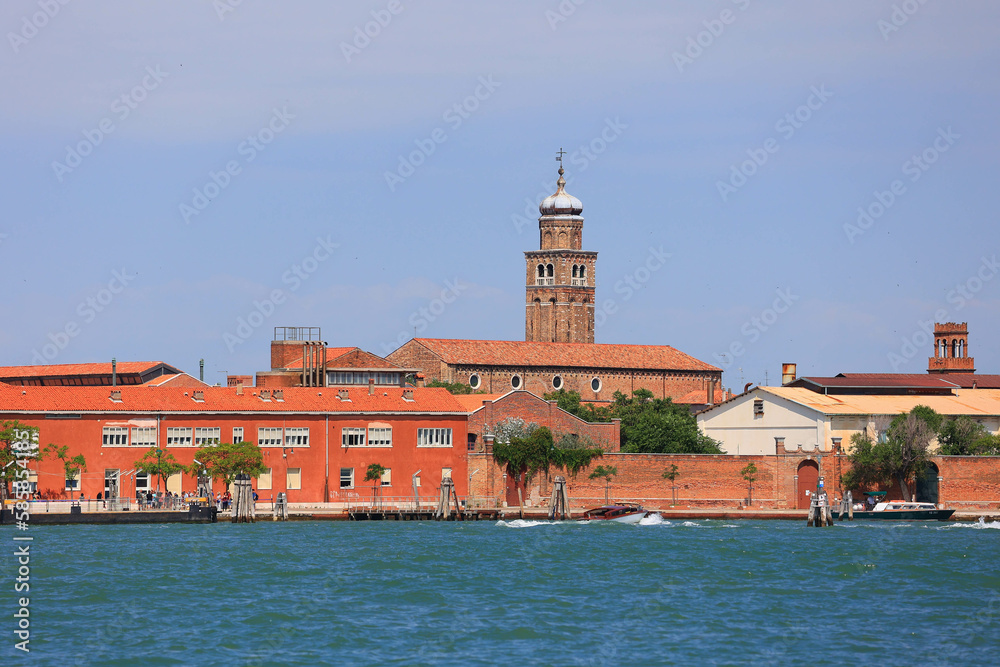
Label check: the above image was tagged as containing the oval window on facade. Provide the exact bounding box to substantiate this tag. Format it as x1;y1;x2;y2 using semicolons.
511;374;522;389
552;375;563;390
591;377;602;392
469;374;481;390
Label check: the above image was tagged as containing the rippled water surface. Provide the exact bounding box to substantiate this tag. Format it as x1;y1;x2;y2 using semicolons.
9;518;1000;665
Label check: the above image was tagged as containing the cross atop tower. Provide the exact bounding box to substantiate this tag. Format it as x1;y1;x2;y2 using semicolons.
555;147;566;165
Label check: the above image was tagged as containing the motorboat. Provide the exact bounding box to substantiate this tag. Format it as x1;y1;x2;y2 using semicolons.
581;503;648;524
833;500;955;521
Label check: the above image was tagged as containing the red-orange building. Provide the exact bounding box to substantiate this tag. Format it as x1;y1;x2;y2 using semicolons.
1;383;469;504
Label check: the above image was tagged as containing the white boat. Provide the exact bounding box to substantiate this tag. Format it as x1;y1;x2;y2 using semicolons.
581;503;648;524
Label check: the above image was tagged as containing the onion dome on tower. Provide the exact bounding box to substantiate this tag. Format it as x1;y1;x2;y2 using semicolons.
539;166;583;217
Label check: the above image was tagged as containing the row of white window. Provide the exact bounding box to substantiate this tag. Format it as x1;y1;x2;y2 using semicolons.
69;466;456;493
101;426;453;448
338;467;452;489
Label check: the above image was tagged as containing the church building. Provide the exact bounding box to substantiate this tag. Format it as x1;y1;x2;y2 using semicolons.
388;156;724;405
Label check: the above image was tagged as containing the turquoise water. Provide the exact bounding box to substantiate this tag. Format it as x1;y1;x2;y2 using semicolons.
6;517;1000;665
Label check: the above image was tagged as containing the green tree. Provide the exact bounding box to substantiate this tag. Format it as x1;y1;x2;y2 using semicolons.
842;407;940;500
840;432;889;491
43;444;87;494
492;427;603;493
938;417;989;455
613;390;722;454
135;447;185;492
543;389;613;422
589;465;617;503
364;463;387;505
0;421;43;500
189;441;266;486
969;434;1000;456
662;464;680;506
740;462;758;506
426;379;479;394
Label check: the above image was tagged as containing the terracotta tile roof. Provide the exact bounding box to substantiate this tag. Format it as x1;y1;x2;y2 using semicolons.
836;373;1000;389
0;385;466;415
408;339;719;372
452;394;504;413
0;361;179;379
676;388;727;405
326;349;410;370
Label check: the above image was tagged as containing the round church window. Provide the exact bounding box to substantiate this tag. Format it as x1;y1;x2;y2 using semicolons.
552;375;563;390
469;374;481;390
591;377;602;392
511;374;522;389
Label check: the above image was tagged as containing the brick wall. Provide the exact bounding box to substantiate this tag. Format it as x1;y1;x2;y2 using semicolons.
467;450;1000;511
465;390;620;452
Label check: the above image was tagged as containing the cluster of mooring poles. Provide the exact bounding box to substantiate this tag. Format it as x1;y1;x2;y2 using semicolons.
231;473;255;523
273;492;288;521
547;476;571;521
807;477;834;527
434;478;463;520
837;489;854;521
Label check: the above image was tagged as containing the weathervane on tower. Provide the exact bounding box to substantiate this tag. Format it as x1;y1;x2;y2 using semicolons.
555;147;566;166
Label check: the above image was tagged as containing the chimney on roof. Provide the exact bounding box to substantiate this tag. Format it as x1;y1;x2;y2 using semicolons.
403;389;414;401
338;389;350;400
782;363;797;386
192;390;204;402
199;358;204;382
236;382;243;396
707;379;716;406
109;390;122;403
112;358;117;387
369;377;375;396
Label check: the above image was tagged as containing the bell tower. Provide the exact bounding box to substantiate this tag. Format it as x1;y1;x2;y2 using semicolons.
928;322;975;373
525;151;597;343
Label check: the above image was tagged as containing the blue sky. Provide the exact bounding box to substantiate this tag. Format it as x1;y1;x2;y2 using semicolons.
1;1;998;390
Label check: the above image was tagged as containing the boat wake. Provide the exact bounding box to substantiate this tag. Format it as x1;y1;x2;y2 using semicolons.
495;519;569;528
638;513;668;526
939;517;1000;530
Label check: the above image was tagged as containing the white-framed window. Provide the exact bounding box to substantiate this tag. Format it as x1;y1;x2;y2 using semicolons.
65;470;80;491
258;468;272;490
135;472;149;491
552;375;563;390
131;427;156;447
340;467;354;489
417;428;453;447
258;427;282;447
469;373;481;390
381;468;392;486
342;427;366;447
285;427;309;447
286;468;301;490
166;427;193;447
233;427;244;443
511;374;522;389
102;426;128;447
591;377;602;393
195;427;221;447
753;399;764;418
367;426;392;447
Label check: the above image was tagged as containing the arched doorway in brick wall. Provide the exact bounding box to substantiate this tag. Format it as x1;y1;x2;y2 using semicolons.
915;462;940;504
796;460;819;510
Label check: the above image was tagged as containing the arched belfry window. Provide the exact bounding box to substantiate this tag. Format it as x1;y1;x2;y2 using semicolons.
537;264;545;277
546;264;554;277
572;265;579;278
